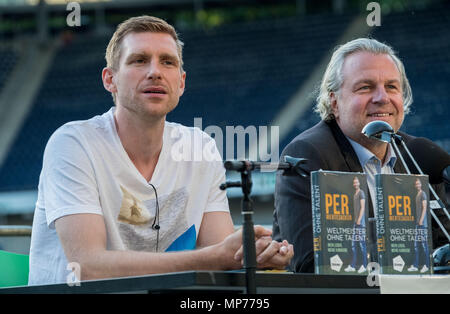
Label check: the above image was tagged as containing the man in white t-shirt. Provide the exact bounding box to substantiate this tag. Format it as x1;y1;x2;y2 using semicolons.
28;16;293;285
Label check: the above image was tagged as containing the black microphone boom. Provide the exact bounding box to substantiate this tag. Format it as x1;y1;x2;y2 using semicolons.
362;120;450;243
223;156;308;177
405;137;450;185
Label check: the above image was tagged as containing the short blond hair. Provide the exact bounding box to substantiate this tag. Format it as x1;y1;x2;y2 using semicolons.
105;15;184;71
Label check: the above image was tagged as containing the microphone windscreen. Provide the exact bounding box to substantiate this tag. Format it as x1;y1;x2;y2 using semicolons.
224;160;245;171
406;137;450;184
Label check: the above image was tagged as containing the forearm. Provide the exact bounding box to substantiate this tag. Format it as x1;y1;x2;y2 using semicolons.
356;200;365;225
419;200;427;225
57;213;289;281
357;211;364;225
56;213;240;281
75;244;230;281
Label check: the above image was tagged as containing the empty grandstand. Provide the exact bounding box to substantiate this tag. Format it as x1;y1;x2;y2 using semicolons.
0;0;448;227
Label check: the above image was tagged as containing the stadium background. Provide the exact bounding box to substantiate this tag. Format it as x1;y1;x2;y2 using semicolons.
0;0;449;253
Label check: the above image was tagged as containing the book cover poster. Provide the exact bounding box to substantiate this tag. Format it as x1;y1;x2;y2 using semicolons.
375;174;433;274
311;171;370;275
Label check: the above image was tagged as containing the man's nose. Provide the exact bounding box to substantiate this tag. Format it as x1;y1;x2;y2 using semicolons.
146;60;162;80
372;86;389;104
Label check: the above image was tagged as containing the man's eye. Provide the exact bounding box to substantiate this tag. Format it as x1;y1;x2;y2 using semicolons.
130;58;146;64
162;60;175;66
358;86;370;91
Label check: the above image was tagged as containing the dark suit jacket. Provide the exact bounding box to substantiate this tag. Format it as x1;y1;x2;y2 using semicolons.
272;118;448;273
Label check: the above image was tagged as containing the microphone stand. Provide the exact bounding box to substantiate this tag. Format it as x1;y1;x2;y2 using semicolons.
220;157;307;294
362;121;450;243
224;166;257;294
390;134;450;242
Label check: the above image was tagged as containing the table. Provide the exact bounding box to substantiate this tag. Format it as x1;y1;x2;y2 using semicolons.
0;271;379;294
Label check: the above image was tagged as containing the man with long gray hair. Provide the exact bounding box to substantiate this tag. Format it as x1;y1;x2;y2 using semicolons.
272;38;449;273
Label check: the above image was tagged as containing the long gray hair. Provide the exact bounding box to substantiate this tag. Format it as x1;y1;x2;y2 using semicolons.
315;38;413;121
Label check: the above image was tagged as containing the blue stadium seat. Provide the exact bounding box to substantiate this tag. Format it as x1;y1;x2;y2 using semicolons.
0;4;449;191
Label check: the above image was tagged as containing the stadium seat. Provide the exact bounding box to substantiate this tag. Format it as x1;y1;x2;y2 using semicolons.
1;4;449;192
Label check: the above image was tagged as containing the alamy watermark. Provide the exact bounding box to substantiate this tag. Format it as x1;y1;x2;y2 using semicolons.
66;2;81;27
66;262;81;287
366;262;381;287
367;2;381;26
66;1;382;28
169;118;280;170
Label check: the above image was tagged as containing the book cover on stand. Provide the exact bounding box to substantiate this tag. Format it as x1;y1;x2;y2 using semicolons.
311;170;370;275
375;173;433;274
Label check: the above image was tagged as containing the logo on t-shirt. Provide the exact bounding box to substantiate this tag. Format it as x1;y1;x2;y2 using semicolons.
117;187;191;252
118;186;151;225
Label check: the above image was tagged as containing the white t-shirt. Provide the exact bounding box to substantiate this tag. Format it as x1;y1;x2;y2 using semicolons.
28;107;229;285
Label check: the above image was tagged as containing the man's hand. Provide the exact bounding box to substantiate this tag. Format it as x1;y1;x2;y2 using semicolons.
256;238;293;269
232;226;294;270
217;225;271;269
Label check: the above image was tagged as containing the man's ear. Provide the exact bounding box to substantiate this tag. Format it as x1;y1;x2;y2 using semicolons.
330;92;339;119
179;71;186;97
102;67;117;93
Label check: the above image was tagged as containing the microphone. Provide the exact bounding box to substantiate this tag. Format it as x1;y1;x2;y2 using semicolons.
223;156;308;177
405;137;450;185
362;120;450;243
361;120;394;143
220;156;308;293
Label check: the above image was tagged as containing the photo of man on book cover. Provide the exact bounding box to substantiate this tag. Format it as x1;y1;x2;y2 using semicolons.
344;177;368;274
311;171;370;275
375;173;433;274
407;178;430;273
